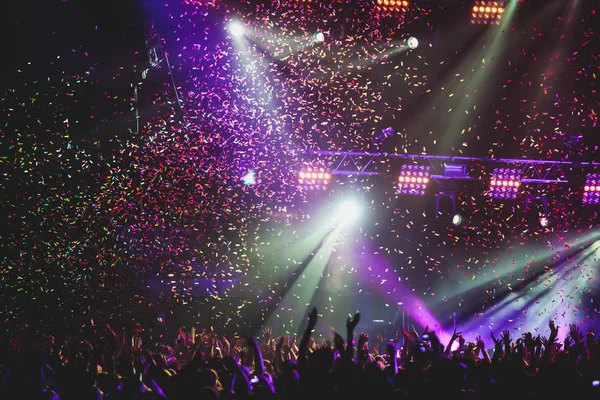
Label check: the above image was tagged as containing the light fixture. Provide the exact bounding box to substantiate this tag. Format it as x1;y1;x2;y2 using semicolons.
336;200;361;221
298;166;331;190
375;0;410;13
471;0;505;25
228;21;245;38
314;31;325;43
452;214;462;226
242;169;255;185
407;37;419;49
583;173;600;205
488;167;521;199
397;165;430;196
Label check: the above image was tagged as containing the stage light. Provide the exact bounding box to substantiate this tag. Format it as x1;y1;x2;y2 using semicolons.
397;164;430;196
228;21;245;38
336;200;361;221
540;217;549;228
488;167;521;199
298;166;331;190
407;37;419;49
375;0;410;13
314;31;325;43
452;214;463;226
583;173;600;205
471;0;505;25
242;169;255;186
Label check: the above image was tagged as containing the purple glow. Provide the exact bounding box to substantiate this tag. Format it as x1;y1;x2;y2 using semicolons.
349;247;451;345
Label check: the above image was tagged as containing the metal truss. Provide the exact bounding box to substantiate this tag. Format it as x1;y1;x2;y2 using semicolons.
303;150;600;184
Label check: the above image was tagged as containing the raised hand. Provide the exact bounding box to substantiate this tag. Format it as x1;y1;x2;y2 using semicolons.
409;325;420;342
358;332;369;349
587;327;595;336
308;308;318;329
522;332;534;349
586;328;596;348
549;320;559;338
347;312;361;332
333;331;346;353
491;332;502;350
458;334;466;349
282;340;291;354
564;335;573;350
450;328;461;343
568;324;583;344
476;335;485;350
261;326;273;339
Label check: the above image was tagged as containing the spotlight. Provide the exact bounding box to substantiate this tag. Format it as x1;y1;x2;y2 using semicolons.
314;31;325;43
242;169;255;186
540;217;549;228
452;214;462;226
407;36;419;49
228;21;245;38
336;200;361;221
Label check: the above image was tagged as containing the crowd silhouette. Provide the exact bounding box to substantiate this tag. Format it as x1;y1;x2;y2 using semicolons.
1;308;599;399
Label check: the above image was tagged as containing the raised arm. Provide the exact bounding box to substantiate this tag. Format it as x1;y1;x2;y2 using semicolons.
476;335;491;364
345;312;360;361
541;320;559;363
222;355;251;397
490;332;503;364
444;328;461;357
246;336;265;377
298;308;318;371
500;329;512;357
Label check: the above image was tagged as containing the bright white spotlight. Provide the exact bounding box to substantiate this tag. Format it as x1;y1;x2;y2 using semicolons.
452;214;462;226
242;169;255;186
314;31;325;43
228;21;245;38
407;36;419;49
540;217;549;228
336;200;361;221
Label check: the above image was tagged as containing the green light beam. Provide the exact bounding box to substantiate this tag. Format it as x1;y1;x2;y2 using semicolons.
263;224;343;336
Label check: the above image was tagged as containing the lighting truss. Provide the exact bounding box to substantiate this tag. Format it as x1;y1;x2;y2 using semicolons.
303;151;579;184
583;173;600;205
489;167;521;199
471;0;505;25
397;164;430;196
